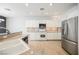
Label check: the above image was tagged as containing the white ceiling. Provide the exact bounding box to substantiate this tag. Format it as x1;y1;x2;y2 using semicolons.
0;3;78;17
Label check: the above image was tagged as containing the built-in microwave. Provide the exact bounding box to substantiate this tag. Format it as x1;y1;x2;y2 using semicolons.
39;24;46;29
39;24;46;32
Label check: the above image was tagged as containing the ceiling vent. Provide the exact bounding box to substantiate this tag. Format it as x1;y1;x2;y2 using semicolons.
40;8;45;11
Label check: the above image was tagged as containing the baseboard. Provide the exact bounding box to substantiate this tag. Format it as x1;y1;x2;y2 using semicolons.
30;39;61;41
47;39;61;41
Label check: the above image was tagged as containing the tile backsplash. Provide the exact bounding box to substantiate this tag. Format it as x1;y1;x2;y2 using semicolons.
27;27;61;32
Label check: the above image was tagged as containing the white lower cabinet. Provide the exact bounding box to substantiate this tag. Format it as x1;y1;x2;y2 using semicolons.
29;33;40;40
47;33;61;40
47;33;57;40
57;33;61;39
29;32;47;40
29;32;61;40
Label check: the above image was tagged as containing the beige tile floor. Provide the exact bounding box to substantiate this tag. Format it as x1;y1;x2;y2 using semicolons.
21;41;68;55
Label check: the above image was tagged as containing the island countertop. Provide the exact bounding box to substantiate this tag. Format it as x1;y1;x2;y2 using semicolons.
0;32;22;42
0;32;30;55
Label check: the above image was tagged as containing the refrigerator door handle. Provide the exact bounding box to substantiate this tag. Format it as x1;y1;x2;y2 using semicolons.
66;23;68;35
62;28;64;35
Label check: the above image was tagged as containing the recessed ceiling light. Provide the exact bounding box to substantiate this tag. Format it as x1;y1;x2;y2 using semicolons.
25;3;29;7
4;8;11;11
50;3;52;6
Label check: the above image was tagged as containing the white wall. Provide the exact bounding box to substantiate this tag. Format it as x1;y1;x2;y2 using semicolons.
6;16;62;40
61;5;78;21
6;16;61;33
25;16;61;27
6;17;25;33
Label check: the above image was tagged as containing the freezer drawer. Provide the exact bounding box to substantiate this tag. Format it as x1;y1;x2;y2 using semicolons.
62;39;78;55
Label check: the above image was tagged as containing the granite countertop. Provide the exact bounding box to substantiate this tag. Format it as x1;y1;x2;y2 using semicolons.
0;32;22;42
0;32;30;55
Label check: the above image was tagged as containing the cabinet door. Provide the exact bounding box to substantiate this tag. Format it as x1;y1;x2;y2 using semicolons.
47;33;57;40
47;33;54;40
29;32;47;40
56;33;61;40
47;33;61;40
29;33;40;40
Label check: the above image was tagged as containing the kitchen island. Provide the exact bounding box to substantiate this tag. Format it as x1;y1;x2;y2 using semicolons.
0;32;30;55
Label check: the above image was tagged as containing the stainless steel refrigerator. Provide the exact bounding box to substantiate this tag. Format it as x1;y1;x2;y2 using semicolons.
61;16;78;55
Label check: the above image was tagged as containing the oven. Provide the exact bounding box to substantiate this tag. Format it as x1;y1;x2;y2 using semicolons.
39;32;47;40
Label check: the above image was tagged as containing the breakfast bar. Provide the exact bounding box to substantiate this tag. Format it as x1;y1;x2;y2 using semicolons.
0;32;30;55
